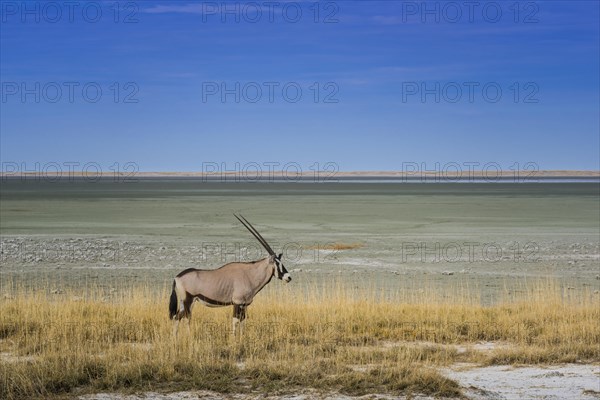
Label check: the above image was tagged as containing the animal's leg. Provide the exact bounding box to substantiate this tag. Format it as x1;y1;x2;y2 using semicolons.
232;305;240;337
173;319;179;337
232;304;246;337
238;305;247;336
172;298;186;321
183;296;194;335
172;299;187;338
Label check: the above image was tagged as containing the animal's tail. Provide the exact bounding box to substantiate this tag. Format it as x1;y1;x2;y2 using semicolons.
169;280;177;320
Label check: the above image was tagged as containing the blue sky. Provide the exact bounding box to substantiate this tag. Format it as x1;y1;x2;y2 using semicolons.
1;0;599;172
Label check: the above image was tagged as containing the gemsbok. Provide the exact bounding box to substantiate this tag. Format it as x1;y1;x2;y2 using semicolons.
169;214;291;336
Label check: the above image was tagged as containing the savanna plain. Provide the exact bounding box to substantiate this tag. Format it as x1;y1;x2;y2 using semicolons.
1;180;599;399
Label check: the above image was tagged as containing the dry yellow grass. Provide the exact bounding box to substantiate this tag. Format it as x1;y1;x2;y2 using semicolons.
0;279;598;399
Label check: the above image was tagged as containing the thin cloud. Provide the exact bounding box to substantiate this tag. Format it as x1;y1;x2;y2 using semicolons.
144;4;204;14
143;1;315;15
370;15;401;25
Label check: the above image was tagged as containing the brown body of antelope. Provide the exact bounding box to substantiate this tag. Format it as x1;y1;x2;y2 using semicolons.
169;215;291;336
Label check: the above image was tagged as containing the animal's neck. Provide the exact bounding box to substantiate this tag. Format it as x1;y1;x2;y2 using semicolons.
251;257;274;294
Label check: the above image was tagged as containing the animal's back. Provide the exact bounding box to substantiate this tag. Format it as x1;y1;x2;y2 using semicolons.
176;267;237;304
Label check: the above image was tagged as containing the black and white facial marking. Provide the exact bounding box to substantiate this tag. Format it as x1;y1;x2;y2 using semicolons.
273;253;291;283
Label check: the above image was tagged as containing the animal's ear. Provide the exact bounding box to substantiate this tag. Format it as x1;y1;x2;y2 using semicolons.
269;254;277;262
278;253;283;260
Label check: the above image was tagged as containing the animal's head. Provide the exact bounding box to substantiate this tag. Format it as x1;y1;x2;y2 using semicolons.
270;253;291;283
235;214;292;284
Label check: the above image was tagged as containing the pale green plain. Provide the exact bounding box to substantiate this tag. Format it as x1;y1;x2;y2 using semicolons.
1;180;598;304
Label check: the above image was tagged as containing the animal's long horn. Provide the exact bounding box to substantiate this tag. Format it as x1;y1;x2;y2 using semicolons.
234;214;275;256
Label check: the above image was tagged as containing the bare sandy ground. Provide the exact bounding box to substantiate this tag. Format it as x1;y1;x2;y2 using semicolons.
446;363;600;400
78;364;600;400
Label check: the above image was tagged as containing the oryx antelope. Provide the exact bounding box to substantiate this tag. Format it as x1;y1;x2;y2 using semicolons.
169;214;291;336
